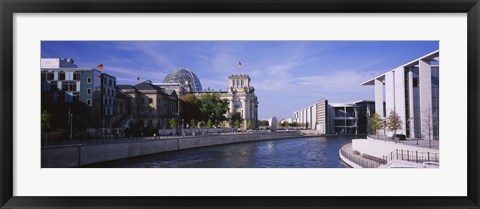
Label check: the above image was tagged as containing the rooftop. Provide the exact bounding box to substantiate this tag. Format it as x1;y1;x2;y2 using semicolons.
361;50;439;86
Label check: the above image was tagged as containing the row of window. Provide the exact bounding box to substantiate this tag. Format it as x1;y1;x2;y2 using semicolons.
104;97;114;106
42;72;116;88
103;87;115;97
42;71;82;81
103;77;116;87
232;79;246;88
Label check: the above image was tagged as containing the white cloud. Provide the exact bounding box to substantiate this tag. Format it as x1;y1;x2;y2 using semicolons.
113;42;177;70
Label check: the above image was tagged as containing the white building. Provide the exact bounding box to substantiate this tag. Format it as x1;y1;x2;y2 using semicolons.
195;74;259;129
361;50;439;140
293;103;317;130
293;99;374;135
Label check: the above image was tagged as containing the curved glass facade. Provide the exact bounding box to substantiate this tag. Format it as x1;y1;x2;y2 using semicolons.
163;69;203;92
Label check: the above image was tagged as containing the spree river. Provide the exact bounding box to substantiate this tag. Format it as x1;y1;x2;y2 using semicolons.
88;135;354;168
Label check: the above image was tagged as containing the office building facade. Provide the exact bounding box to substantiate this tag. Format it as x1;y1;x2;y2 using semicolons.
41;58;116;131
117;81;179;129
293;99;374;135
361;50;439;140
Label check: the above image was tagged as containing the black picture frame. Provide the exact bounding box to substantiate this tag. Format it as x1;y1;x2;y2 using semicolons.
1;0;479;208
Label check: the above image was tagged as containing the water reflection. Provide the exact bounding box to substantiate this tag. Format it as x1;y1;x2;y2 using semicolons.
88;136;354;168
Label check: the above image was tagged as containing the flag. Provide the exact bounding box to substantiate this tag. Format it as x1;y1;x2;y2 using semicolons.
238;61;242;68
96;64;103;70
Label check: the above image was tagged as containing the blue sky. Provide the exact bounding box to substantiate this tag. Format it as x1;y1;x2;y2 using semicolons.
41;41;439;119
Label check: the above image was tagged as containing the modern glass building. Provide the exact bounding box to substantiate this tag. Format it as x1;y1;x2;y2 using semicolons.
293;99;374;135
361;50;439;140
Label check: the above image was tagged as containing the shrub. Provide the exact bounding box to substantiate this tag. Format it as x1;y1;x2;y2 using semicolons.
393;134;406;141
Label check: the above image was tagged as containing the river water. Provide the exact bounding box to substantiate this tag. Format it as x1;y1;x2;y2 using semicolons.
88;135;355;168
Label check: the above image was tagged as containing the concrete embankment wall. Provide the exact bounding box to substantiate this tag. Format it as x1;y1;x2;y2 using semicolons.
42;132;302;167
352;138;439;160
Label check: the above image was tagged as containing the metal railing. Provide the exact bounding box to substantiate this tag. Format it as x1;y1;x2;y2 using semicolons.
383;149;439;164
368;135;395;142
42;130;302;147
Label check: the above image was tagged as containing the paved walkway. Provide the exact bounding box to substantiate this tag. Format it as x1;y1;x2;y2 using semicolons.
368;136;439;150
340;143;381;168
398;139;439;149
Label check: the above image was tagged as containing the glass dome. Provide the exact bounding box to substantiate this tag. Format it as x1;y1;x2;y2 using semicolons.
163;68;203;92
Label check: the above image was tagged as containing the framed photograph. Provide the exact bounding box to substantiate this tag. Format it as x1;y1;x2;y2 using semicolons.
1;0;479;208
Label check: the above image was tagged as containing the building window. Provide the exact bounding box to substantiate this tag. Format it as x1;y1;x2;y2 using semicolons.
62;82;69;91
41;71;47;80
73;72;81;81
50;81;58;91
109;79;112;87
87;77;92;84
86;99;91;106
149;98;153;103
413;78;419;87
58;71;65;80
47;72;54;80
70;83;77;91
87;88;91;95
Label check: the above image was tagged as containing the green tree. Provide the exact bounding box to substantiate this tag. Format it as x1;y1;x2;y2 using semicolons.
198;93;230;126
207;119;213;128
386;110;403;136
369;113;383;135
41;110;52;146
258;120;269;127
247;120;253;130
180;94;200;124
168;118;177;129
284;121;289;129
234;120;241;128
230;112;244;128
221;121;227;128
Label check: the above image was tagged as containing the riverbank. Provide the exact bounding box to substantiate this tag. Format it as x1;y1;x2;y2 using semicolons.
42;131;303;167
339;136;440;168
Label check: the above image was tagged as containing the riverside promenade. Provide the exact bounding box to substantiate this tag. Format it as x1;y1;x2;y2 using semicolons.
339;136;440;168
339;143;381;168
42;131;303;168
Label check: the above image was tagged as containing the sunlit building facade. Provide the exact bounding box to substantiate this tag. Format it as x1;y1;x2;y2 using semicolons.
361;50;439;140
41;58;116;130
293;99;374;135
